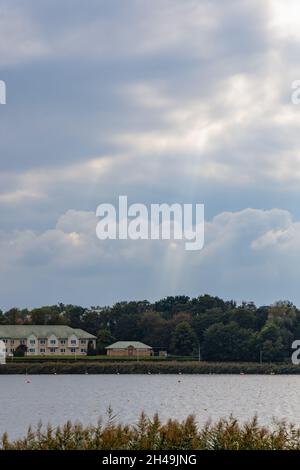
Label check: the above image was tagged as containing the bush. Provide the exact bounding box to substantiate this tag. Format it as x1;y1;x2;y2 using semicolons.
0;361;300;374
2;413;300;450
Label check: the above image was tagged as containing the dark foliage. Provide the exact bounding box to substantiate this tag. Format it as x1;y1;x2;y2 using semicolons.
1;295;299;361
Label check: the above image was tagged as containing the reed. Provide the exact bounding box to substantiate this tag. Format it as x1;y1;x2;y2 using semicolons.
2;413;300;450
0;361;299;374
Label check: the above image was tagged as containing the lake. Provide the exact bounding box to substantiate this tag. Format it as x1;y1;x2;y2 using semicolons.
0;374;299;439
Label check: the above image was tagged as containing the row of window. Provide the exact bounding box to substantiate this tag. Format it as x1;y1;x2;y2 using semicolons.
30;339;86;345
2;339;25;344
5;348;88;353
3;339;87;345
27;348;87;353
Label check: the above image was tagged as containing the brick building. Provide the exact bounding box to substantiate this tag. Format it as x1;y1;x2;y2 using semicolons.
106;341;153;357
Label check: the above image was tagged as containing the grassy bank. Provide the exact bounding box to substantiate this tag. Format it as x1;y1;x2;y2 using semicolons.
6;355;193;363
0;361;300;374
2;414;300;450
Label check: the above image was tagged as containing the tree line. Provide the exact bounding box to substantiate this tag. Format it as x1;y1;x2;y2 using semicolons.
0;294;299;362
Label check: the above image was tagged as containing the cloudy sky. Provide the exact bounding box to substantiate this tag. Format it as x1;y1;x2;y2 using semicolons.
1;0;300;309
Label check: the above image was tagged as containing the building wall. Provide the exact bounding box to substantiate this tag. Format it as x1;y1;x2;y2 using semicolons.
0;340;6;364
107;348;152;357
1;337;96;356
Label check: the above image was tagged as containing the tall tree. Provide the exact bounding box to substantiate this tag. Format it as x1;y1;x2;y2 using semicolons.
170;321;198;356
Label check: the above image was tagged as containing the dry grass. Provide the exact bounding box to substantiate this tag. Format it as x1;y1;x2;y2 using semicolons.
2;412;300;450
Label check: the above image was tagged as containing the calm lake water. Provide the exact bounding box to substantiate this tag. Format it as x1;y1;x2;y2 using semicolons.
1;374;300;439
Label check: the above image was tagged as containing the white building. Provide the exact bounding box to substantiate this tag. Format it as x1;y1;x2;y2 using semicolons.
0;325;96;356
0;340;6;364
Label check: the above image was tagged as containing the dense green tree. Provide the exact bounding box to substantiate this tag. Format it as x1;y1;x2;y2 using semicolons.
14;344;27;357
192;308;225;341
202;322;258;361
4;308;28;325
30;306;62;325
170;321;198;356
154;296;190;319
81;310;103;335
229;306;257;330
255;307;268;330
258;322;286;362
1;296;300;363
137;312;169;349
195;294;230;313
64;305;86;328
96;329;116;354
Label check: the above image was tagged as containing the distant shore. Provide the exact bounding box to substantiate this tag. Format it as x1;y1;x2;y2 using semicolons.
0;361;300;374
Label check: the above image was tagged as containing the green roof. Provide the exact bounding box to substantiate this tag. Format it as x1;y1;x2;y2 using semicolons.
106;341;152;350
0;325;96;339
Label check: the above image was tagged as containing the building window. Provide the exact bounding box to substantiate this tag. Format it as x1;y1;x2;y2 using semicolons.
29;348;35;353
71;340;77;345
80;340;86;344
40;339;46;344
70;348;76;353
80;349;87;353
50;348;56;353
61;339;66;344
60;349;65;353
10;340;14;345
20;339;25;345
30;340;35;345
50;340;56;345
40;349;45;353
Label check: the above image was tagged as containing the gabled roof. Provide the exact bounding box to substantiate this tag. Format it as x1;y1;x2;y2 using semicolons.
0;325;96;339
106;341;152;350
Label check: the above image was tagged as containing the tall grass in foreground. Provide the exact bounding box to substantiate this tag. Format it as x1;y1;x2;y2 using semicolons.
2;413;300;450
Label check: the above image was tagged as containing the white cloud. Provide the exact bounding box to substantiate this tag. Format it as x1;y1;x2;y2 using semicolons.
269;0;300;40
114;68;300;188
0;154;124;208
1;207;300;308
123;82;174;110
0;189;46;204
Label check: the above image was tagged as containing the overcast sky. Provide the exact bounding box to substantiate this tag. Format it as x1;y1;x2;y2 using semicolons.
1;0;300;310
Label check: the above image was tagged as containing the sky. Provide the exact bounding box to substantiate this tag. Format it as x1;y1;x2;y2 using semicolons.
1;0;300;310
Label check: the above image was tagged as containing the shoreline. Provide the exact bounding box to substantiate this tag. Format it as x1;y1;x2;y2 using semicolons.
0;361;300;374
